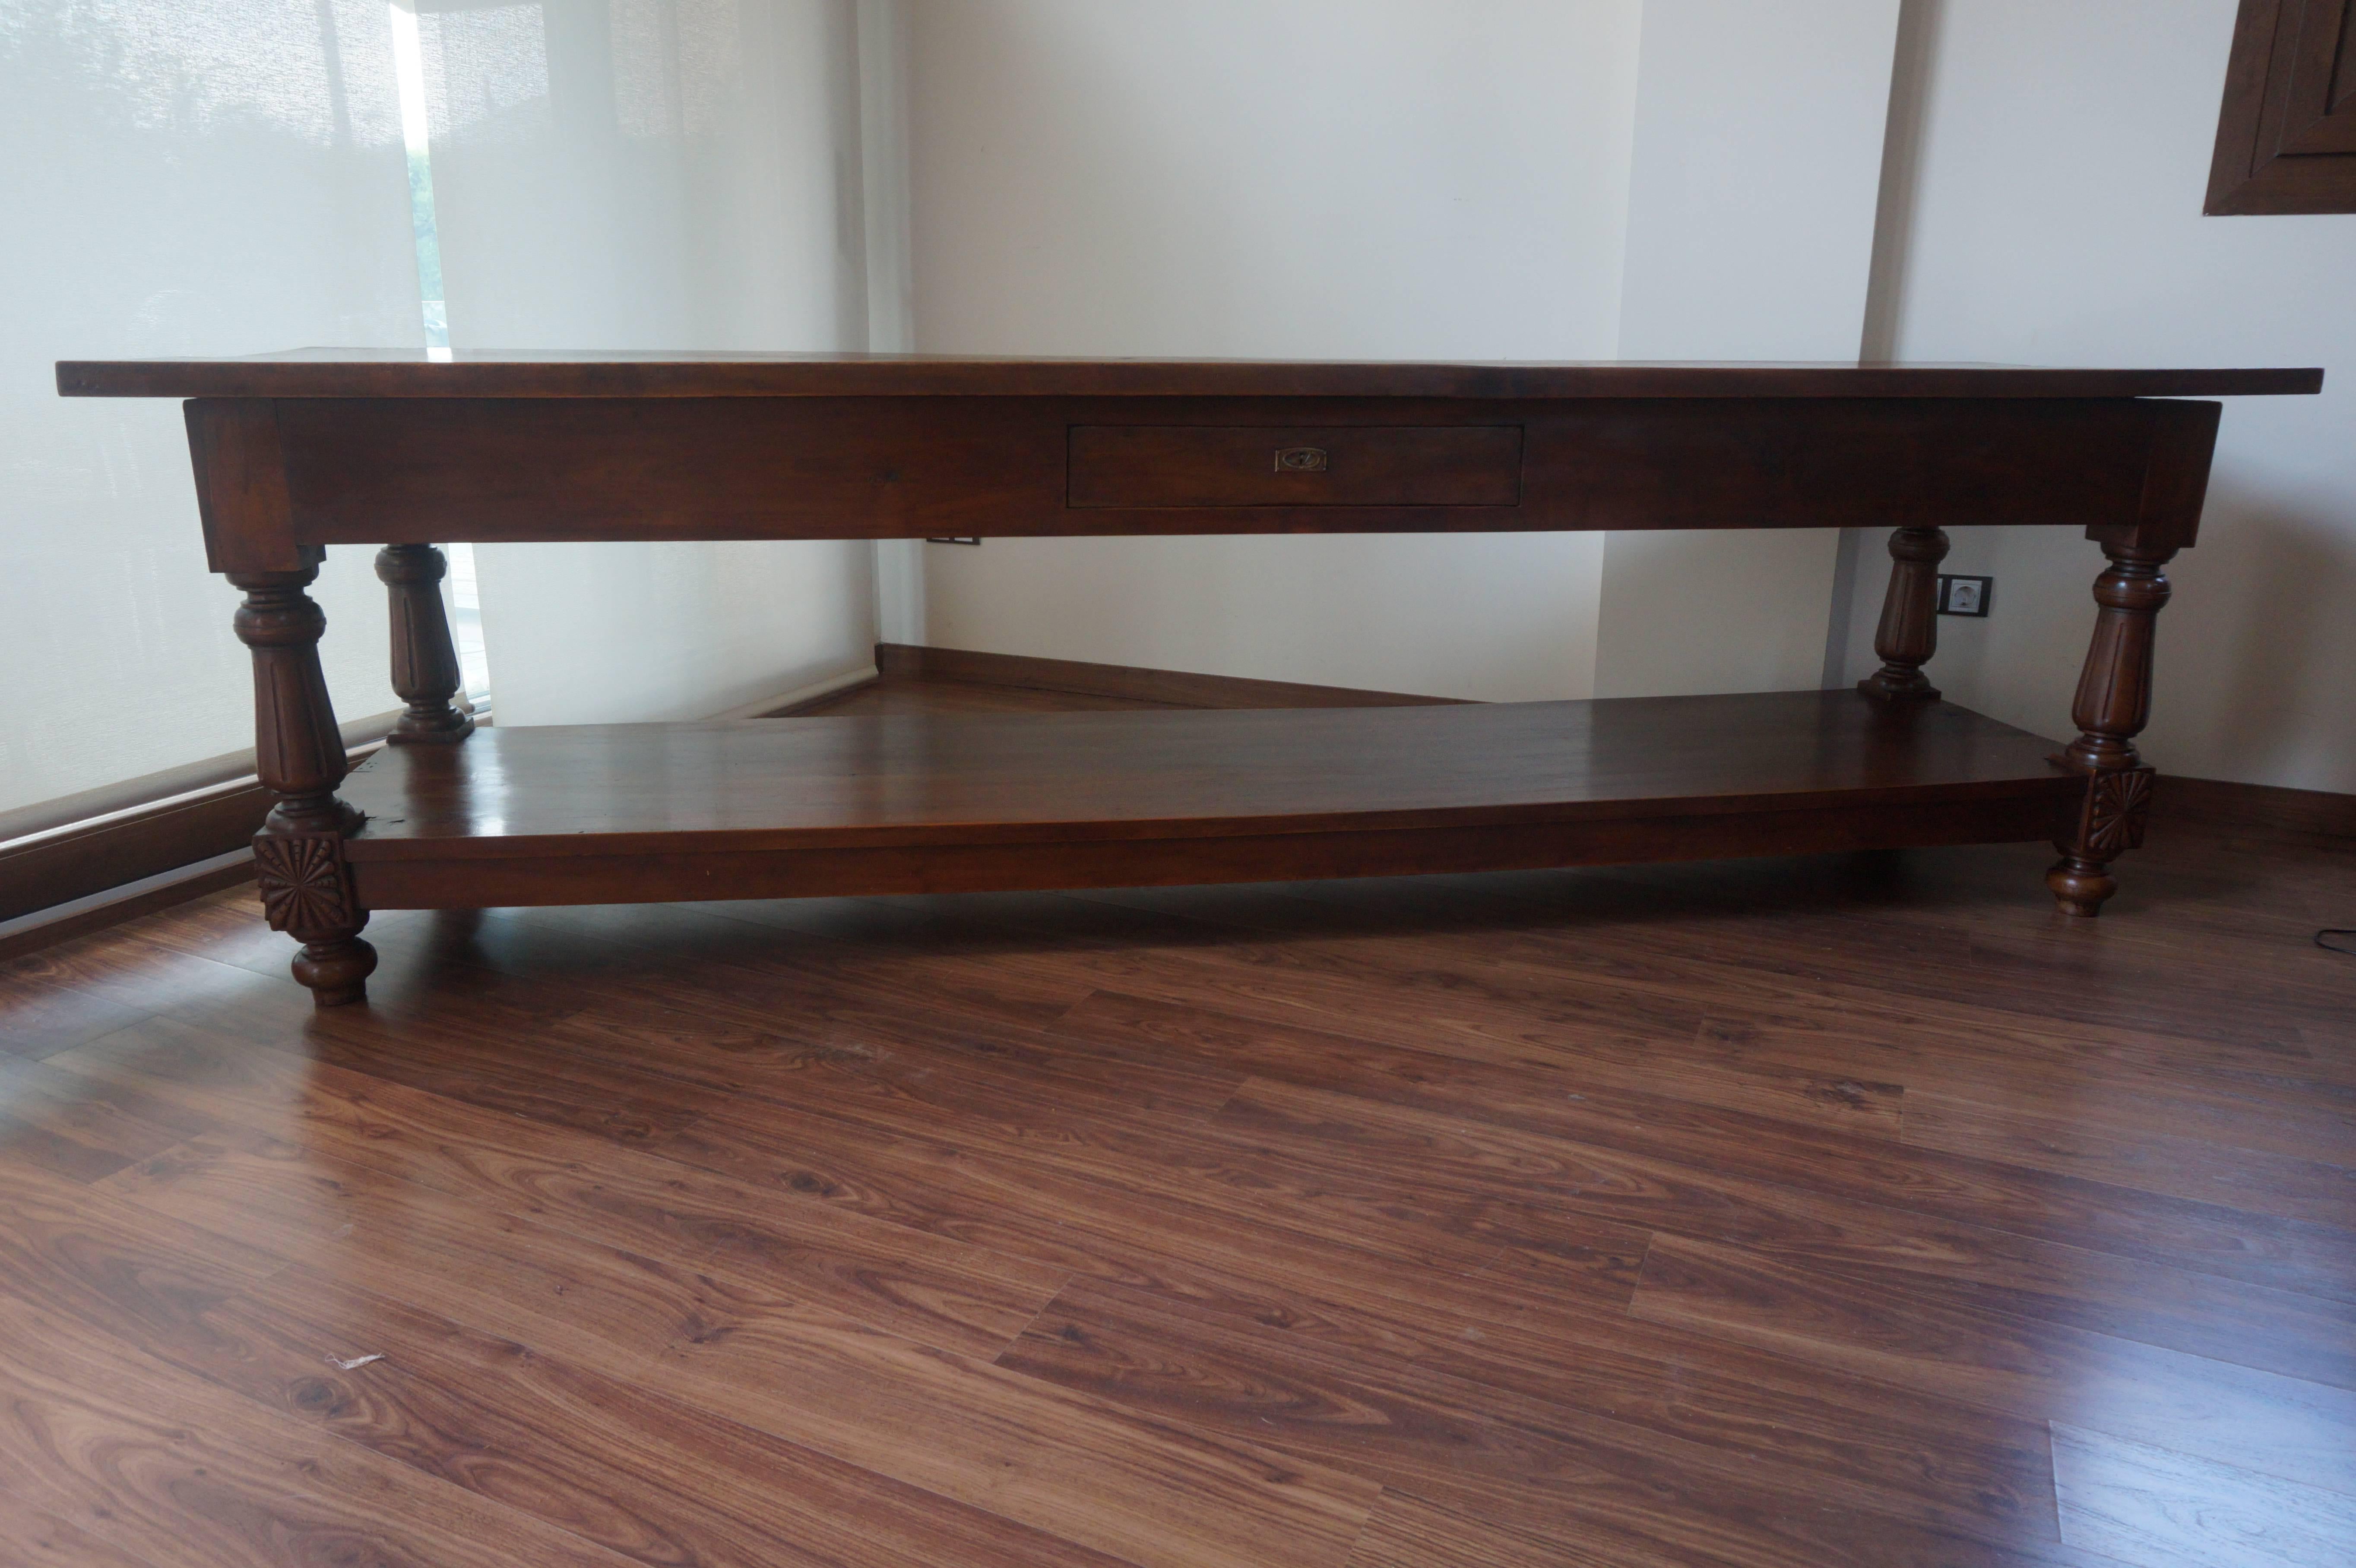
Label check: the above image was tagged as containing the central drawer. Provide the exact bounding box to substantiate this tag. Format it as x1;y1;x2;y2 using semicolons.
1067;424;1523;509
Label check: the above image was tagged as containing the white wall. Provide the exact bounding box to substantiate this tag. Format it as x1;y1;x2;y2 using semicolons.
422;0;876;725
900;0;1906;704
1849;0;2356;793
903;0;1640;700
1594;0;1900;698
857;0;925;645
0;0;419;813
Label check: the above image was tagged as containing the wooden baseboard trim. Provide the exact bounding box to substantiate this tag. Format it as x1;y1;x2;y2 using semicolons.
0;850;254;963
0;775;271;925
0;721;397;925
774;677;881;716
2157;775;2356;838
873;642;1465;710
705;663;881;721
0;709;404;846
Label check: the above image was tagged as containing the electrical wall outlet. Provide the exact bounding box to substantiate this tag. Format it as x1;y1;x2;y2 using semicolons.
1938;574;1992;617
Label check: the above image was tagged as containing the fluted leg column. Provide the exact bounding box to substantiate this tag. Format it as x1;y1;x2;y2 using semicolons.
231;567;376;1005
2046;541;2172;917
1857;526;1950;700
376;544;474;744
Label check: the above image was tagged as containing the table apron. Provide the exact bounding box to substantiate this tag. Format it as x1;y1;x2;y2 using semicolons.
220;394;2188;557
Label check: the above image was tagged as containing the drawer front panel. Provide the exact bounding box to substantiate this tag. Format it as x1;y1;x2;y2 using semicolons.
1068;424;1523;508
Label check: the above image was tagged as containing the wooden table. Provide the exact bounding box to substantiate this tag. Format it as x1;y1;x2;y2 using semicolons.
57;353;2322;1006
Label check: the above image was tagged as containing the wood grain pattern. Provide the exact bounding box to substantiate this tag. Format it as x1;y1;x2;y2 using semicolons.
0;671;2348;1565
0;1290;640;1568
0;1499;163;1568
206;392;2213;550
0;972;149;1060
999;1274;2059;1562
1900;1090;2356;1229
1053;985;1908;1138
89;1132;1375;1568
49;1014;1068;1356
177;1271;1147;1568
1343;1489;1638;1568
342;694;2076;857
331;693;2081;918
2051;1422;2356;1566
2207;0;2356;214
1631;1234;2356;1497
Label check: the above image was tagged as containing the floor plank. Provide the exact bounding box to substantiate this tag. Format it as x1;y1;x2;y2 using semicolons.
0;1498;164;1568
1056;982;1909;1139
49;1015;1068;1358
1901;1089;2356;1229
0;967;153;1062
1342;1489;1631;1568
2050;1423;2356;1568
1001;1276;2070;1567
1630;1233;2356;1496
167;1268;1147;1568
1216;1076;2356;1387
0;1290;642;1568
95;1130;1377;1568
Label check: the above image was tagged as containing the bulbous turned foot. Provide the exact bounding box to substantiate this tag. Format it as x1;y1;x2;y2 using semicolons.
293;936;377;1007
389;706;475;745
1857;669;1941;702
2046;852;2115;918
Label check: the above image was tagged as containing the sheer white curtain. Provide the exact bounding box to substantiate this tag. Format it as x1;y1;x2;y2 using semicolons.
0;0;419;814
416;0;877;726
1;0;878;820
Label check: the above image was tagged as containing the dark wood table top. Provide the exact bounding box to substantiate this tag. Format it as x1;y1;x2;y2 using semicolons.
339;690;2075;861
55;350;2324;401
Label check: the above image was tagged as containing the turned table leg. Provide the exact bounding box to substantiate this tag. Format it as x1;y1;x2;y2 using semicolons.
230;566;377;1006
376;544;475;744
2046;540;2172;917
1857;525;1950;700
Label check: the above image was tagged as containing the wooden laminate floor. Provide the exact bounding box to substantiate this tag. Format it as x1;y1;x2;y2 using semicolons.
2;671;2352;1567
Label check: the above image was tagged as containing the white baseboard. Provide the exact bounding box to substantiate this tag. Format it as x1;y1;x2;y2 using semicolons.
702;664;880;722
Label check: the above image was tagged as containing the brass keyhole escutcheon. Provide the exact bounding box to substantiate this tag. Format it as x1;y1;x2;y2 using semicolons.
1274;446;1329;472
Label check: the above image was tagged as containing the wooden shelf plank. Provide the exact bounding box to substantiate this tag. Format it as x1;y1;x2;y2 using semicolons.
339;692;2081;910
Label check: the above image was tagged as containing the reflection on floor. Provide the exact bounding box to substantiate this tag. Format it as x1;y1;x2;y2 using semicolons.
1;670;2351;1567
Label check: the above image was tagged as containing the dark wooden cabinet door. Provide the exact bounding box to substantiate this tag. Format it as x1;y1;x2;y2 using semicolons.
2208;0;2356;213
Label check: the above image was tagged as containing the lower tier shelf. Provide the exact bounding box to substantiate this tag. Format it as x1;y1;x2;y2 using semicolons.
339;689;2083;908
